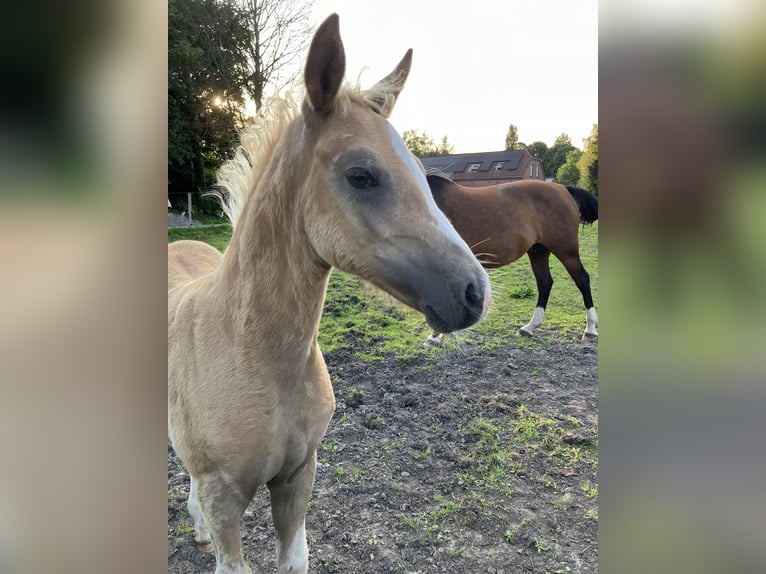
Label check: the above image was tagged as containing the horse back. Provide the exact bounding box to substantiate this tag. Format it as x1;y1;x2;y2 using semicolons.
497;180;580;224
168;240;223;293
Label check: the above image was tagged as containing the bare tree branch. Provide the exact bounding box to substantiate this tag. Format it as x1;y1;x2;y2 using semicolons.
238;0;314;112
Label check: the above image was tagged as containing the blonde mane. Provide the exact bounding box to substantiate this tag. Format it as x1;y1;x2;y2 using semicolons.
209;80;400;229
209;95;298;229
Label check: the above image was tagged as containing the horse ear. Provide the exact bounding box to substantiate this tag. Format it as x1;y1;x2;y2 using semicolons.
304;14;346;115
365;49;413;118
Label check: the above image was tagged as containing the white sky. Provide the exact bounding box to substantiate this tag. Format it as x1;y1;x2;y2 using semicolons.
309;0;598;152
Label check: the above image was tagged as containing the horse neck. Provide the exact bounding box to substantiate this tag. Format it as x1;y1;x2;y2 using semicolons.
434;182;471;219
216;147;331;360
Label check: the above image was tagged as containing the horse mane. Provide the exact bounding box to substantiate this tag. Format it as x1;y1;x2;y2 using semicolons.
208;95;299;229
209;82;397;230
424;170;453;189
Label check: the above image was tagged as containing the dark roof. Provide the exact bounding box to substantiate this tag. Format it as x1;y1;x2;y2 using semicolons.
419;150;533;177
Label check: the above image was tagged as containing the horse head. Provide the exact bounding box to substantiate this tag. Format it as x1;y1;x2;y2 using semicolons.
297;15;490;333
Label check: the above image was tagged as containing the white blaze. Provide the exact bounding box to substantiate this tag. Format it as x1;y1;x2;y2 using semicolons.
386;123;476;257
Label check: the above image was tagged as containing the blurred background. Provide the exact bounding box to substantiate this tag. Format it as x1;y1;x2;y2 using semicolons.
600;1;766;573
0;1;167;573
0;0;763;573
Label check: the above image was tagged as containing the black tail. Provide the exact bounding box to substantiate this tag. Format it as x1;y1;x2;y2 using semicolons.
566;186;598;224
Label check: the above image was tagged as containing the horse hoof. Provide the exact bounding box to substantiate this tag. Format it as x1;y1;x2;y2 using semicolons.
582;332;598;340
518;328;533;337
196;540;214;553
425;334;444;346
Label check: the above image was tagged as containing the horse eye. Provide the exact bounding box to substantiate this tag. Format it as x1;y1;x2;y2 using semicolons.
345;167;376;190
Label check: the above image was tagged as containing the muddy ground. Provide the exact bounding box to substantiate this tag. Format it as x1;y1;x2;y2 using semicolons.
168;333;598;573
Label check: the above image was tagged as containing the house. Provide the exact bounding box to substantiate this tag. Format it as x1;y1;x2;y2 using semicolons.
419;149;544;187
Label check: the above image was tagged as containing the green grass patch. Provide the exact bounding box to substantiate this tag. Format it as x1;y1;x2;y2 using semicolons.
167;224;233;252
397;492;466;543
319;271;436;361
457;404;598;507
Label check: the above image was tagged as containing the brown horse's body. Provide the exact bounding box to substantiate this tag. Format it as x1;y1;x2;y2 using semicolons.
428;179;581;267
427;174;598;338
168;16;488;574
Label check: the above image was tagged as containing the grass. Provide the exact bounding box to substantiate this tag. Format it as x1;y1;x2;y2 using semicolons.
168;221;598;363
167;223;233;252
397;492;466;543
455;403;598;519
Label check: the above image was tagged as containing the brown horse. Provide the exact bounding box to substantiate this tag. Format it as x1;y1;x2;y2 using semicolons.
426;172;598;339
168;15;489;574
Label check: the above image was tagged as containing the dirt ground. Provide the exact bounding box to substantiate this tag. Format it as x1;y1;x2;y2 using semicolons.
168;333;598;573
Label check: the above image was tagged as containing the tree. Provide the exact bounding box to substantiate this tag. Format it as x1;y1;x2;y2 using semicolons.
527;141;548;159
402;129;455;157
168;0;316;212
542;140;577;183
556;149;583;185
169;0;252;200
578;124;598;195
238;0;315;112
504;123;526;150
544;132;576;178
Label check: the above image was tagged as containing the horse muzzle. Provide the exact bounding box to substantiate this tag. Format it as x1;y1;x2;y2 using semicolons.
370;252;491;334
420;272;491;333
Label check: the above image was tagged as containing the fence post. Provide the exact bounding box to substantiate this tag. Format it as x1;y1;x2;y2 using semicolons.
187;192;193;225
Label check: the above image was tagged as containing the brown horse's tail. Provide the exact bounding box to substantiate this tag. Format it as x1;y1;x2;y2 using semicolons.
566;186;598;224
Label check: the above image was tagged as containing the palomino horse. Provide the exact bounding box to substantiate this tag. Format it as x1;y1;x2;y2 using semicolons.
168;15;489;574
426;172;598;339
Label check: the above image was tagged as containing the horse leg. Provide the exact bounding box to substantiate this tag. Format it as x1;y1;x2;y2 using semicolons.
188;475;213;552
558;252;598;339
519;247;553;336
267;454;316;574
194;471;253;574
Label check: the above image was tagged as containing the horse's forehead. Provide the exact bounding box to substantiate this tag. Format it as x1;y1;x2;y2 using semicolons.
333;103;388;139
313;108;381;155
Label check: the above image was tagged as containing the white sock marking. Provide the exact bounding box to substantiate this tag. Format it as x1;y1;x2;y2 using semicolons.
277;523;308;574
520;306;545;335
585;307;598;336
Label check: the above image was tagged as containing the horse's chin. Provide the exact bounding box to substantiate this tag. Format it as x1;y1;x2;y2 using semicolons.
423;305;452;335
424;304;482;335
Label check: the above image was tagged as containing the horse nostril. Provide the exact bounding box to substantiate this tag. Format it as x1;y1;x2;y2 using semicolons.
465;282;482;310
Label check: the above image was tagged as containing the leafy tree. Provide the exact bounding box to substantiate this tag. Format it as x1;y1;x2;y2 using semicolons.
402;129;455;157
435;135;455;156
542;140;577;183
504;124;518;150
578;124;598;196
504;123;526;150
527;141;548;159
168;0;252;200
554;132;572;146
169;0;315;207
556;149;583;185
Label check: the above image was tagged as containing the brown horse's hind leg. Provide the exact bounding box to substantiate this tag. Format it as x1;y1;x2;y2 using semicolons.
557;251;598;339
267;454;316;574
194;472;253;574
520;246;553;336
